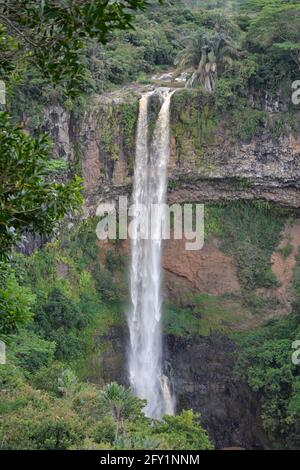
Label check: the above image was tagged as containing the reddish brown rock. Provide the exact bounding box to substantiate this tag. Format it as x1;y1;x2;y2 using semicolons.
162;237;240;296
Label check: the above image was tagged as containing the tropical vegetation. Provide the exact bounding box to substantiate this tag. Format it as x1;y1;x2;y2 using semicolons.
1;0;300;451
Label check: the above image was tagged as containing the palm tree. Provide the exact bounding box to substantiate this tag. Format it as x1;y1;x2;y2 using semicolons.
175;20;240;92
100;382;146;439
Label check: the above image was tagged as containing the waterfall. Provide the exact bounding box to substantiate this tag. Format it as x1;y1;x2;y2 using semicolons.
128;88;175;419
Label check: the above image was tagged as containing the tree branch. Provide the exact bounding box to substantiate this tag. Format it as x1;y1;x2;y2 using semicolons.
0;14;37;47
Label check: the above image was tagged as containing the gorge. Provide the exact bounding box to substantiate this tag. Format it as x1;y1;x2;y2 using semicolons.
16;83;300;449
13;82;300;450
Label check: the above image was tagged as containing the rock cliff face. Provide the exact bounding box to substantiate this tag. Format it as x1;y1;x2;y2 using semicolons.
74;89;300;212
42;87;300;213
162;237;240;296
42;105;74;163
165;334;268;449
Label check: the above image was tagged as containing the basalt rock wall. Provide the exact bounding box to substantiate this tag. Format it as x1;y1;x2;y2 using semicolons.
41;87;300;213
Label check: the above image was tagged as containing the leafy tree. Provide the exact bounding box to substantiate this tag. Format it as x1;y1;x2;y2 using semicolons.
0;0;163;95
0;23;25;87
236;316;300;448
0;263;35;334
34;287;87;359
1;1;168;262
57;368;81;399
31;361;71;396
0;112;83;259
243;1;300;72
8;329;55;371
36;288;86;333
92;416;117;445
0;363;24;390
289;380;300;414
154;410;213;450
2;410;85;450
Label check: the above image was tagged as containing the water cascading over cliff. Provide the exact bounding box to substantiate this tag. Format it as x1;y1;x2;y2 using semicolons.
128;88;175;419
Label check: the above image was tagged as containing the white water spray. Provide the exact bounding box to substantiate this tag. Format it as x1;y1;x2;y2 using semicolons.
128;88;175;419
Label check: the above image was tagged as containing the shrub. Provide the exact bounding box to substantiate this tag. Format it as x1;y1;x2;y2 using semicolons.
153;410;213;450
2;412;84;450
36;288;86;334
9;330;55;372
0;364;24;391
214;78;235;110
31;362;69;396
0;268;35;335
34;287;88;360
92;416;117;444
232;109;267;141
235;313;300;448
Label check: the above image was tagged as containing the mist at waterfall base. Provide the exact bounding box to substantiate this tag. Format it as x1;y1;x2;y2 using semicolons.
127;89;175;420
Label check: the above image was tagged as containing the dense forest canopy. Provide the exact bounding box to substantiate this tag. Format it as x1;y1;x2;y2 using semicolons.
1;0;300;451
1;0;299;109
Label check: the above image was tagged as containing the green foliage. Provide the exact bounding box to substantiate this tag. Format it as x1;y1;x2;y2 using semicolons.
0;366;85;450
174;0;300;119
0;112;83;259
231;0;300;98
0;0;207;108
289;380;300;415
0;1;163;96
235;314;300;448
101;382;145;424
175;12;241;91
214;53;259;109
9;329;55;372
31;362;73;396
245;1;300;72
0;24;25;88
171;90;216;159
44;159;69;175
238;338;294;393
214;78;235;110
92;416;117;445
0;365;214;450
164;292;248;337
235;246;300;448
164;304;200;337
231;108;267;141
153;410;213;450
105;250;126;273
205;202;287;294
12;218;127;372
37;287;87;333
33;287;86;360
236;240;279;289
121;102;139;172
0;264;35;335
57;369;81;399
3;411;85;450
0;363;24;391
270;116;286;140
98;100;138;170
